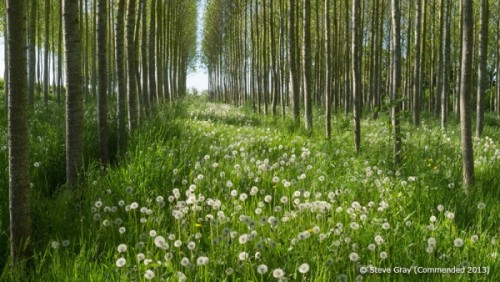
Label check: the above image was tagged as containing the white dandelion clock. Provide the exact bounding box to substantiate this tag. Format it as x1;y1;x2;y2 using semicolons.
116;257;126;268
272;268;285;279
144;269;155;280
257;264;268;274
298;263;310;274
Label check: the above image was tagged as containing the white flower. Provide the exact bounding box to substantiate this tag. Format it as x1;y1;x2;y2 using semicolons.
349;252;359;262
187;241;196;250
272;268;285;278
154;236;168;249
238;252;249;261
144;269;155;280
471;235;479;243
51;241;60;249
130;202;139;209
437;205;444;212
197;256;209;266
257;264;268;274
116;257;126;267
430;216;437;222
477;202;486;210
137;253;145;261
117;244;127;253
149;230;157;237
119;227;126;234
428;237;436;247
181;257;190;267
239;234;249;244
368;244;376;251
298;263;310;274
382;222;390;230
454;238;464;248
379;251;388;260
445;211;455;220
62;240;70;247
174;240;182;248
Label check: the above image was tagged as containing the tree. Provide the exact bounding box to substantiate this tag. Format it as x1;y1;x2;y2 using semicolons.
149;0;157;104
97;0;109;167
63;0;84;187
7;0;32;262
476;0;488;137
352;0;361;153
303;0;313;130
289;0;300;123
127;0;138;131
391;0;402;166
460;0;475;188
413;0;422;126
28;0;37;106
325;0;332;138
116;0;127;153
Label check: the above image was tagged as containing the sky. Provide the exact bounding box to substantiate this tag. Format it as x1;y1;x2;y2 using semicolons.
0;0;209;92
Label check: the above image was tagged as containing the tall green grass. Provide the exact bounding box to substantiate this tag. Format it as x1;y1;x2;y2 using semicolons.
1;94;499;281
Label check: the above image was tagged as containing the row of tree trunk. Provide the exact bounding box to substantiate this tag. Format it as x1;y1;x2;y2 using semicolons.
5;0;198;264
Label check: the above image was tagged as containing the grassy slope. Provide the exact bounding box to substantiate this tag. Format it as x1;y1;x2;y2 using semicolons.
1;95;499;281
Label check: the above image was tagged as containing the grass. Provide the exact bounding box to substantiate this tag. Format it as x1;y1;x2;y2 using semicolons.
0;94;499;281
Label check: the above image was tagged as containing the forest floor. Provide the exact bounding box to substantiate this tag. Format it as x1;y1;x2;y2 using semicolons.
1;96;500;281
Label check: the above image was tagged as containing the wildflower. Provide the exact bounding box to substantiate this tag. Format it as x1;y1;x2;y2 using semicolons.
187;241;196;250
428;237;436;248
273;268;285;279
174;240;182;248
379;251;388;260
116;257;126;268
445;211;455;220
454;238;464;248
239;234;248;244
149;230;157;237
197;256;209;266
471;235;479;243
154;236;168;250
437;205;444;212
51;241;60;249
257;264;268;274
225;267;234;275
298;263;310;274
62;240;70;247
119;227;126;234
137;253;145;261
117;244;127;253
144;269;155;280
349;252;359;262
477;202;486;210
180;257;190;267
368;244;376;251
238;252;249;261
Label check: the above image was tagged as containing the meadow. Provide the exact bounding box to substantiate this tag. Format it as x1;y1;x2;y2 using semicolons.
1;95;499;281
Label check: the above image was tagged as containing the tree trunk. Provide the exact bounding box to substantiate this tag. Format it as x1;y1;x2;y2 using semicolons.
97;0;109;167
127;0;138;132
289;0;300;123
44;0;51;105
413;0;422;126
303;0;313;130
352;0;361;153
460;0;475;189
116;0;127;153
28;0;37;106
476;0;488;137
63;0;84;187
325;0;331;138
391;0;402;167
149;0;157;103
7;0;32;262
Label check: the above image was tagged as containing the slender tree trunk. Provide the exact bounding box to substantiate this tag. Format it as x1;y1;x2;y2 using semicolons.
325;0;331;138
149;0;157;104
413;0;422;126
289;0;300;123
63;0;84;187
116;0;127;153
440;0;450;129
127;0;138;132
476;0;488;137
460;0;475;189
97;0;109;167
28;0;37;106
44;0;51;105
7;0;32;263
140;0;149;114
391;0;402;167
352;0;361;153
303;0;313;130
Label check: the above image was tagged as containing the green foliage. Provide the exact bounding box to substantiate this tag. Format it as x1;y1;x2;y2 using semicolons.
2;98;498;281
